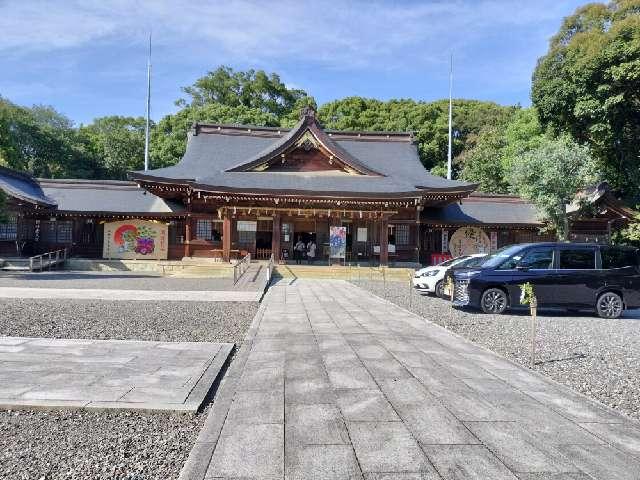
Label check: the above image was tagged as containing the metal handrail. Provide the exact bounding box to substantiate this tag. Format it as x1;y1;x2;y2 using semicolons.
233;252;251;284
29;248;67;272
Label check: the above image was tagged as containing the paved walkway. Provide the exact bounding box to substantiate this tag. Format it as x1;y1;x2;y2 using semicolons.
0;337;232;411
182;279;640;480
0;286;261;302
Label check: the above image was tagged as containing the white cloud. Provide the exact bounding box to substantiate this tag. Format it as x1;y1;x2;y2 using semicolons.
0;0;574;71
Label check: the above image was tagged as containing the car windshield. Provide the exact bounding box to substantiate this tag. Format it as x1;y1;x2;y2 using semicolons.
460;255;487;268
438;255;469;267
480;245;527;268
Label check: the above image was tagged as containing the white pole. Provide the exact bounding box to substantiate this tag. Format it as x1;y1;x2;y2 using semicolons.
447;53;453;180
144;32;152;171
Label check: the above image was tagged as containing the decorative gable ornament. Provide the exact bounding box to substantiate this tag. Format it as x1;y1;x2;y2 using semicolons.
225;108;384;177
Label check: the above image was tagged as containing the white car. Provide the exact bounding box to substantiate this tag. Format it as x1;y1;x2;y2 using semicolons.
413;254;487;297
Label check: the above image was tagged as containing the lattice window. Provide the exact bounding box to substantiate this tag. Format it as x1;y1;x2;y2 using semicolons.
196;219;212;240
395;224;410;245
238;230;255;244
56;221;73;243
0;216;17;241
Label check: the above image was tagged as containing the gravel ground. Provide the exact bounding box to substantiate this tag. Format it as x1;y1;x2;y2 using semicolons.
0;272;255;291
352;279;640;421
0;299;257;343
0;299;257;480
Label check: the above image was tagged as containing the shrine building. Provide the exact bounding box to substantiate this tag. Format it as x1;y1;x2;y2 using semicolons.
0;108;634;265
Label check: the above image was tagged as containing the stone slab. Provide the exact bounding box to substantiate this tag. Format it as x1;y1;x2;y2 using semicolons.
176;279;640;480
0;336;232;411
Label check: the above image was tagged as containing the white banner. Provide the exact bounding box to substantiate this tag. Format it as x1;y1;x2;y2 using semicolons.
237;221;257;232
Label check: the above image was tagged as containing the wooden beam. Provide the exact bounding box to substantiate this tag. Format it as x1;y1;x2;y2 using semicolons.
223;215;232;262
379;217;389;266
272;213;281;263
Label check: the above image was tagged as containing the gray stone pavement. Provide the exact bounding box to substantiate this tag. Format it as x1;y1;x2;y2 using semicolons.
181;279;640;480
0;337;232;411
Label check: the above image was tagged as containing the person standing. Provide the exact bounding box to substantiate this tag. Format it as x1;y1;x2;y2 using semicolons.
307;239;317;264
294;237;305;264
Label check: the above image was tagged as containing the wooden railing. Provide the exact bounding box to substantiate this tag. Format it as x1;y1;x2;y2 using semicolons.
233;252;251;284
29;248;68;272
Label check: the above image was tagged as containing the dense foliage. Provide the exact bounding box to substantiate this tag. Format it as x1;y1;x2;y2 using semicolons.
532;0;640;199
510;136;598;240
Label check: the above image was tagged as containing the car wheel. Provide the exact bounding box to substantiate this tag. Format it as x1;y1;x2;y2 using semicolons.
596;292;623;319
435;280;445;298
481;288;508;314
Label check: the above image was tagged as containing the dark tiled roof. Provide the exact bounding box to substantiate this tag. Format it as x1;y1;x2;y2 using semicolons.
0;166;57;207
423;193;542;225
39;179;185;215
131;114;476;198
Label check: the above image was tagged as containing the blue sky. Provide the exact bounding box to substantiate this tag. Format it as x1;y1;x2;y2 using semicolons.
0;0;585;126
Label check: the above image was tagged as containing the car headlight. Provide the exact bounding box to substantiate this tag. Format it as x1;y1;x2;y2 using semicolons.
421;270;439;277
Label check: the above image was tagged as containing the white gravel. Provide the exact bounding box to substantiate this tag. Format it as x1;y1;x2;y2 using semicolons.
352;279;640;421
0;272;257;291
0;299;257;480
0;299;256;343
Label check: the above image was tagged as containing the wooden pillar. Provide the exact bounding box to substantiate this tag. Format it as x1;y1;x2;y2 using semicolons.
223;214;232;262
379;216;389;266
183;218;192;258
272;213;281;262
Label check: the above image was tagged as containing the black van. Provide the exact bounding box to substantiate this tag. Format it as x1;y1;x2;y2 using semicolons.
451;243;640;318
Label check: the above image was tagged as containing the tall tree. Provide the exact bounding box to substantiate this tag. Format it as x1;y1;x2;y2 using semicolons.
318;97;514;175
458;126;510;193
0;98;95;178
510;136;598;240
79;116;148;179
151;66;316;167
532;0;640;199
459;107;547;193
150;103;282;169
177;66;313;118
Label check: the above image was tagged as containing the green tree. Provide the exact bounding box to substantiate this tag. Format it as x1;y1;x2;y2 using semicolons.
459;126;510;193
150;103;282;168
510;136;598;240
532;0;640;199
459;108;547;193
0;98;95;178
613;212;640;246
79;116;148;179
318;97;514;174
177;66;312;118
150;66;315;167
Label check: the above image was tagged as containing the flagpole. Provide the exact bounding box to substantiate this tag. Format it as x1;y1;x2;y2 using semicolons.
447;53;453;180
144;32;152;171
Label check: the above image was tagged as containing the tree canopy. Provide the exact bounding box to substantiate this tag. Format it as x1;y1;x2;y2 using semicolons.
510;136;599;240
78;116;149;179
532;0;640;200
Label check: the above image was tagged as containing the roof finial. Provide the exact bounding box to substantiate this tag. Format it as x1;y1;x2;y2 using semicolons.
300;105;316;120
